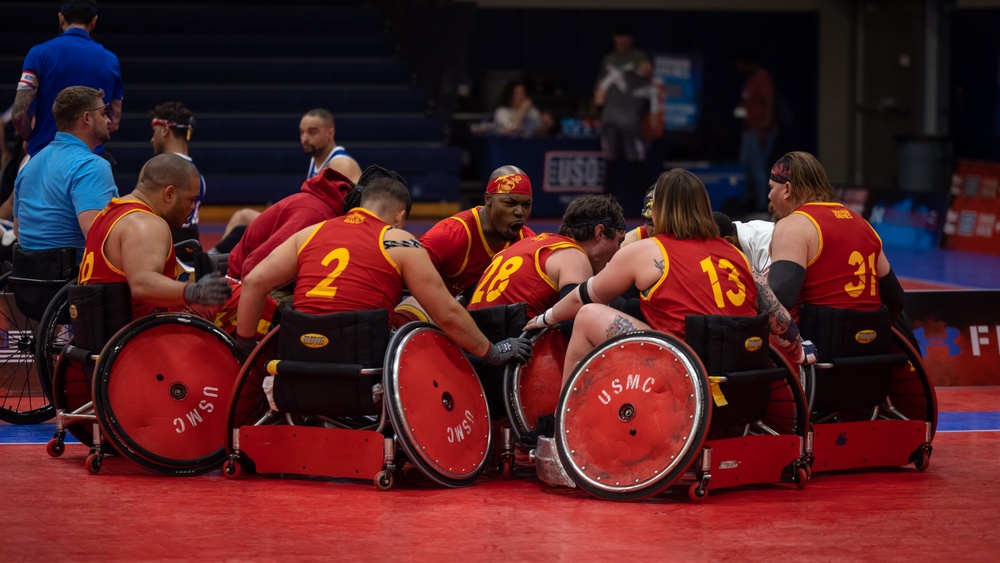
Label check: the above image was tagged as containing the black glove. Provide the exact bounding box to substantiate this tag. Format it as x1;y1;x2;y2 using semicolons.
183;272;232;306
234;335;258;358
482;336;532;366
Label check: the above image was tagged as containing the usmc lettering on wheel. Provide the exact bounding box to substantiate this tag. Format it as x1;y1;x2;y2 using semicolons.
596;373;656;405
172;386;219;434
446;409;477;443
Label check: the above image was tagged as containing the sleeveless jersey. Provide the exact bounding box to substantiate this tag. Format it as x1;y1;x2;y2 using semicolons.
467;233;583;318
634;226;650;241
307;145;349;179
420;206;535;296
793;202;884;312
78;198;179;318
640;234;758;338
293;208;404;315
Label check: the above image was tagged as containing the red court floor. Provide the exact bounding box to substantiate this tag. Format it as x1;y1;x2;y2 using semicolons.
1;386;998;562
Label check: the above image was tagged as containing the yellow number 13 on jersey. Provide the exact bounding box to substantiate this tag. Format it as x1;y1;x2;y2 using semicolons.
304;247;350;299
700;256;746;308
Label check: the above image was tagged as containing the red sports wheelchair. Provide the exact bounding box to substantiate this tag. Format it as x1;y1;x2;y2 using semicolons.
542;313;811;502
223;307;494;489
797;304;936;473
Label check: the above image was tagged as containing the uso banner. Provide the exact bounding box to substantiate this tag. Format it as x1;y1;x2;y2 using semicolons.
906;289;1000;386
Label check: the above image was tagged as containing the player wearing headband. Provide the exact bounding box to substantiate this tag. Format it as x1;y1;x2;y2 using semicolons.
766;151;905;323
468;194;625;318
150;101;205;243
525;168;813;385
394;165;535;325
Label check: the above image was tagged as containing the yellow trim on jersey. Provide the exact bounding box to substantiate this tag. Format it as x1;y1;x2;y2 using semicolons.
297;221;326;256
641;236;670;301
442;210;477;278
534;240;584;292
99;199;160;277
394;303;428;322
378;225;401;274
792;208;824;267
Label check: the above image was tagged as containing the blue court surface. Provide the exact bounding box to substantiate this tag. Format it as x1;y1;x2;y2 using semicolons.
1;411;997;445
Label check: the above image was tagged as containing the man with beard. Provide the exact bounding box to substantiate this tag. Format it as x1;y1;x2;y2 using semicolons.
300;108;361;182
394;165;534;325
766;151;905;324
13;85;117;261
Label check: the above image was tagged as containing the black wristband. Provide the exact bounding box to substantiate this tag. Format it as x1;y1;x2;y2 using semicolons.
579;279;593;305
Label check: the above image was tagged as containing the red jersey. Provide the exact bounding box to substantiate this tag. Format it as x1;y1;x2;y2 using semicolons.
293;208;404;315
793;202;884;312
640;234;758;338
79;198;180;318
467;233;583;318
420;206;535;296
634;226;650;241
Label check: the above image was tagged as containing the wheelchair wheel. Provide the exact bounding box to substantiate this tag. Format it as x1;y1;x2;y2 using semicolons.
224;326;281;464
0;272;54;424
384;322;492;488
888;327;938;438
761;347;810;438
35;283;72;405
92;313;242;476
502;328;567;442
556;331;712;501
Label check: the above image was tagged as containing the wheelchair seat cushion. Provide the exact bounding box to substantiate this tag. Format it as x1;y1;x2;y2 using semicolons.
276;307;389;367
797;304;891;362
684;313;770;376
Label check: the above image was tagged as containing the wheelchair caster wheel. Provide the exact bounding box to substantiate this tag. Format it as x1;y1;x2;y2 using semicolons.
794;466;809;489
688;482;708;502
913;445;931;472
501;456;514;480
86;453;102;475
46;438;65;458
375;471;393;491
223;459;241;478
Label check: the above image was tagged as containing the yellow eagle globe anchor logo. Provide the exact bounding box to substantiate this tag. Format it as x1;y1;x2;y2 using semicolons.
494;174;523;194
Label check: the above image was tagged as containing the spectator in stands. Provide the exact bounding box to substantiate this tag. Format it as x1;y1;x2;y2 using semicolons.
211;107;364;253
78;153;273;336
301;108;361;182
468;195;626;318
13;86;117;261
713;211;774;274
492;80;541;137
225;165;399;282
525;168;813;384
393;165;535;325
12;0;122;158
735;49;777;214
234;175;531;366
766;151;906;322
595;25;653;214
150;101;205;244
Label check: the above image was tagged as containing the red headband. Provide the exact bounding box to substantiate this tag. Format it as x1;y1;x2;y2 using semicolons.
487;173;532;196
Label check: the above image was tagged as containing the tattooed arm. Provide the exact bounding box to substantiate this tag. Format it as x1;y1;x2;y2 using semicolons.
753;268;814;364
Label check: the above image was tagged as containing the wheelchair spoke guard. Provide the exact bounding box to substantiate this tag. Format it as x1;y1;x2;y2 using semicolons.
384;322;491;488
556;331;711;501
93;314;242;475
503;327;567;441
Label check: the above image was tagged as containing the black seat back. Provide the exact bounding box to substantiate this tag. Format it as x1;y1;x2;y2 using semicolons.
271;307;390;417
9;244;77;321
797;304;897;412
685;313;777;432
67;283;132;354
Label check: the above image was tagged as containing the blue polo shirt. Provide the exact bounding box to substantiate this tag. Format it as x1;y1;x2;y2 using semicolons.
18;28;123;156
13;132;119;260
